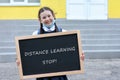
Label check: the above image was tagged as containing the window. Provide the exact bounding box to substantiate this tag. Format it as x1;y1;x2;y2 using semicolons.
0;0;40;6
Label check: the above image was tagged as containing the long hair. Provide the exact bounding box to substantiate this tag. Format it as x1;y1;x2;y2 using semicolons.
38;7;59;34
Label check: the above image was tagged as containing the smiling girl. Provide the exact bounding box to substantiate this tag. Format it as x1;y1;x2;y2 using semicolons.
16;6;84;80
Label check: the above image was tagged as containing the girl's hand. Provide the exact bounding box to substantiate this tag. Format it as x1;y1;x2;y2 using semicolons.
81;52;85;61
16;58;20;66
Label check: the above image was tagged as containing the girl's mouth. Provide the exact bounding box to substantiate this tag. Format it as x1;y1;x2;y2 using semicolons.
45;21;51;25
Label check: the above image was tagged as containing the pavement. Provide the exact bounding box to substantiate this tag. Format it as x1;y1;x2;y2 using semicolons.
0;59;120;80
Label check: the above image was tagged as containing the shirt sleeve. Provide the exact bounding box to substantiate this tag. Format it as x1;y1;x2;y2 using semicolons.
62;29;67;32
32;30;38;35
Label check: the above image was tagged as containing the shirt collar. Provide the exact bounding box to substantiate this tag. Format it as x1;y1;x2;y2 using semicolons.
42;25;55;32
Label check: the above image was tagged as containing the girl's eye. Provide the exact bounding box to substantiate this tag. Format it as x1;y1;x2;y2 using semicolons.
48;15;51;17
43;16;46;19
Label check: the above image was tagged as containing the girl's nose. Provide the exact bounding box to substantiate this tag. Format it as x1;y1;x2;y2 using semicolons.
46;17;49;20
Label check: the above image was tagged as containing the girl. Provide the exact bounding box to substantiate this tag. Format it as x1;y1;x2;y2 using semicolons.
34;7;68;80
33;7;63;35
33;6;85;80
16;6;84;80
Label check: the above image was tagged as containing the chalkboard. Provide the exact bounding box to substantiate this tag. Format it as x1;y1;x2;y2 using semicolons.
15;30;84;79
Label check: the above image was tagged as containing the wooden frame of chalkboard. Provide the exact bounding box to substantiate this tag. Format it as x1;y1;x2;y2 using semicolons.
15;30;84;80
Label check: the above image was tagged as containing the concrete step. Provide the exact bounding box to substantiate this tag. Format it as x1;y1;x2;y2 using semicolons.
1;30;120;37
56;19;120;24
1;45;120;53
0;19;120;62
84;50;120;59
0;52;16;63
0;26;38;31
1;19;120;25
0;49;120;62
1;33;120;40
82;39;120;44
1;38;120;53
0;42;15;47
0;24;120;31
0;47;16;53
1;39;120;46
1;24;120;30
81;34;120;39
82;44;120;50
80;29;120;34
0;30;33;35
59;24;120;28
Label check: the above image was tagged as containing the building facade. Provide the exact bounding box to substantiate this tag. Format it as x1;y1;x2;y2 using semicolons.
0;0;120;20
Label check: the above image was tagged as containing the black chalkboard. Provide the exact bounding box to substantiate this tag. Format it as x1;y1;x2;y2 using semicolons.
15;30;84;79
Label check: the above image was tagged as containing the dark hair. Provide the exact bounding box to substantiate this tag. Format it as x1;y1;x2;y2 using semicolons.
38;7;59;34
38;6;56;21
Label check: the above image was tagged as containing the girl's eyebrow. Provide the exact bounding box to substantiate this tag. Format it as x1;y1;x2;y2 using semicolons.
48;14;51;16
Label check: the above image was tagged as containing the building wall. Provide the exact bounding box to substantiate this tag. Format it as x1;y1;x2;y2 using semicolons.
0;0;120;19
108;0;120;18
0;0;66;20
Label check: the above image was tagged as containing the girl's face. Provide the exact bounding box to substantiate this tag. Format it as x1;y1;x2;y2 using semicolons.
40;10;54;26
